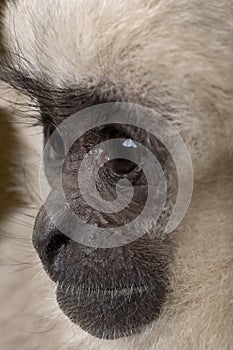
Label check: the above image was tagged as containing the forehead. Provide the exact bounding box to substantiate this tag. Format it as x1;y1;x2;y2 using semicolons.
2;0;157;86
1;0;233;131
3;0;233;84
1;0;190;122
3;0;230;88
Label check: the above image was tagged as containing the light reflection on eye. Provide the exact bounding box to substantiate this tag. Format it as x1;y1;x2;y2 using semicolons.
122;139;137;149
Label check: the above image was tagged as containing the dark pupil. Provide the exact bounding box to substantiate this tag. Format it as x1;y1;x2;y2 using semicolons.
110;159;137;175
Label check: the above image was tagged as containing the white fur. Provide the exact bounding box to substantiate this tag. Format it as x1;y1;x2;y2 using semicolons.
1;0;233;349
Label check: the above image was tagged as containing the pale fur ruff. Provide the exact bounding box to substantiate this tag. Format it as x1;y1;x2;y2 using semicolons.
0;0;233;349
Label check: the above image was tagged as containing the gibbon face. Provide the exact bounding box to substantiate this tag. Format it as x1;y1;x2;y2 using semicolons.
1;0;233;349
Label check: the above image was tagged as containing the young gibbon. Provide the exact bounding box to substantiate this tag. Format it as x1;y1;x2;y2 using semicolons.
0;1;233;349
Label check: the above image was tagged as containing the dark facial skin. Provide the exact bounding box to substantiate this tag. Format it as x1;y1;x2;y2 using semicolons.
33;119;177;339
34;206;172;339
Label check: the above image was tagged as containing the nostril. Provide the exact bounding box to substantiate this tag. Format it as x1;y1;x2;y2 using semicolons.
45;232;70;267
33;207;71;274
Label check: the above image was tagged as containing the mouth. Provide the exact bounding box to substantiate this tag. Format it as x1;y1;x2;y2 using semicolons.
56;282;165;340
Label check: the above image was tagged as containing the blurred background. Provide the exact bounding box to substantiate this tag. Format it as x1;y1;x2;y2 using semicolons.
0;0;23;228
0;3;54;347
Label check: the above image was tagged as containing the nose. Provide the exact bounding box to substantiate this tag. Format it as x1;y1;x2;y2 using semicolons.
33;206;71;281
33;205;133;285
33;205;172;288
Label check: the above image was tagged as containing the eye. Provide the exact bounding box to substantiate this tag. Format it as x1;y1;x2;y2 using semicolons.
106;139;140;176
90;126;147;187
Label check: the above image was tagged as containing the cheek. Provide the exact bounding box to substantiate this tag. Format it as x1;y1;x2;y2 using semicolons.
182;115;230;182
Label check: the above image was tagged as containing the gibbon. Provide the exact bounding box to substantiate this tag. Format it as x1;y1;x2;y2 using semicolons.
0;1;233;349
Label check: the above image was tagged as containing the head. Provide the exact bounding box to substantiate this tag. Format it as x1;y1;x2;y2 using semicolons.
1;0;233;348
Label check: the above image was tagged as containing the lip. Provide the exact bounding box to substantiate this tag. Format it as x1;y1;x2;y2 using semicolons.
56;283;164;340
58;283;150;297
